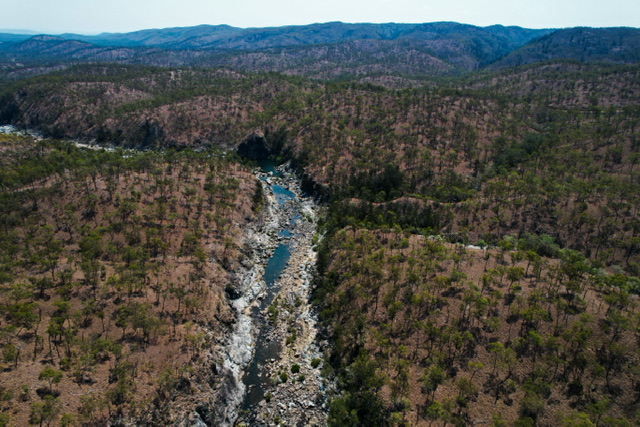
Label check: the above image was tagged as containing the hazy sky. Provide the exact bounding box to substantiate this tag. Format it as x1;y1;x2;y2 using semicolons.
2;0;639;34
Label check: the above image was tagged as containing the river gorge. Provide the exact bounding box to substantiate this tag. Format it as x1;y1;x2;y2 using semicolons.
215;160;329;426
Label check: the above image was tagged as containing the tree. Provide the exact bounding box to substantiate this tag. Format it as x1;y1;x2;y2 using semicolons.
420;363;445;400
37;226;62;281
2;344;20;368
79;394;104;423
456;376;479;400
585;397;610;425
38;366;62;394
561;411;595;427
520;392;545;421
59;413;75;427
29;395;60;426
5;301;39;335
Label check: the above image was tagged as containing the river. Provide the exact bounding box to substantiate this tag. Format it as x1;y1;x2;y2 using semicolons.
234;160;329;426
241;160;295;411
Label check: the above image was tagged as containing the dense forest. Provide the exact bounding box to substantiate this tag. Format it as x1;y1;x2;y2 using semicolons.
0;22;639;427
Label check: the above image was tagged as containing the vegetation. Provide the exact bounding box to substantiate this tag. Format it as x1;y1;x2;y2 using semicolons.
0;34;638;425
299;60;640;425
0;134;259;425
315;227;639;425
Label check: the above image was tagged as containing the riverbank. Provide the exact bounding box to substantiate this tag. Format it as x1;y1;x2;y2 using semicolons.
0;128;272;426
236;163;330;426
207;162;330;426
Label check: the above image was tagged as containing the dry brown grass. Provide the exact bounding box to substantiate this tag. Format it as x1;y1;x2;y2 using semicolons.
0;143;259;425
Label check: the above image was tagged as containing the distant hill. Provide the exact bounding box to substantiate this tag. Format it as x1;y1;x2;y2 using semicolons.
0;33;33;50
490;27;640;68
57;22;545;53
0;23;639;81
0;35;156;65
0;33;33;43
0;22;551;78
60;24;243;48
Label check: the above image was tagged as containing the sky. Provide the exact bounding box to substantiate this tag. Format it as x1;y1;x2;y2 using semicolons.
2;0;639;35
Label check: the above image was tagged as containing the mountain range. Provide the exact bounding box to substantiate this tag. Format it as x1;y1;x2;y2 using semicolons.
0;22;638;81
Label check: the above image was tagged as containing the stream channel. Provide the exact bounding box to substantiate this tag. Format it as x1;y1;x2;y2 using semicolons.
233;159;329;426
241;159;298;411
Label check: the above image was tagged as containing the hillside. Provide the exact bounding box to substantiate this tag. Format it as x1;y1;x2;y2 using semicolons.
462;62;640;107
0;31;638;425
0;23;638;84
1;63;639;270
315;228;639;425
0;22;553;80
61;25;243;49
57;22;546;54
0;133;264;425
491;27;640;68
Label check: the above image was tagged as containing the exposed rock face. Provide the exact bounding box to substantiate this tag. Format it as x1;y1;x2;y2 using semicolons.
301;171;329;202
237;130;271;160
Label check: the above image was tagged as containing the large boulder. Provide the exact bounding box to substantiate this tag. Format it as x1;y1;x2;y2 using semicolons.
237;130;271;160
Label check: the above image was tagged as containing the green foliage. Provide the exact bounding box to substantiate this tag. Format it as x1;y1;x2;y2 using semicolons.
561;411;595;427
1;344;19;367
328;354;387;426
345;163;407;202
251;180;264;212
38;366;63;393
0;413;11;427
29;395;60;426
492;133;548;172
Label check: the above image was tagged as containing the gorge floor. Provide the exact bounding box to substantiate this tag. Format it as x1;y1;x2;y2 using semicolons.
232;163;330;426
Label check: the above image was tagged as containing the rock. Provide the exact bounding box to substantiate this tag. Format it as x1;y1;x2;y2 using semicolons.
224;284;242;300
216;161;331;427
237;130;271;160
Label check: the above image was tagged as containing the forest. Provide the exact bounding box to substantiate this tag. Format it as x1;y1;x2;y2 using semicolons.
0;36;638;426
0;133;261;425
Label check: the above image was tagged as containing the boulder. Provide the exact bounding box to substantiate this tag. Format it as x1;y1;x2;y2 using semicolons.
224;284;242;300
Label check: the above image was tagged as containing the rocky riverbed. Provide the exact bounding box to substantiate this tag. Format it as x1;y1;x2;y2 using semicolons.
241;191;330;425
213;162;330;427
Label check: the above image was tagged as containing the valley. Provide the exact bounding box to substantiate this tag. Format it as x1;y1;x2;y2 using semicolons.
0;20;639;427
236;162;328;426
